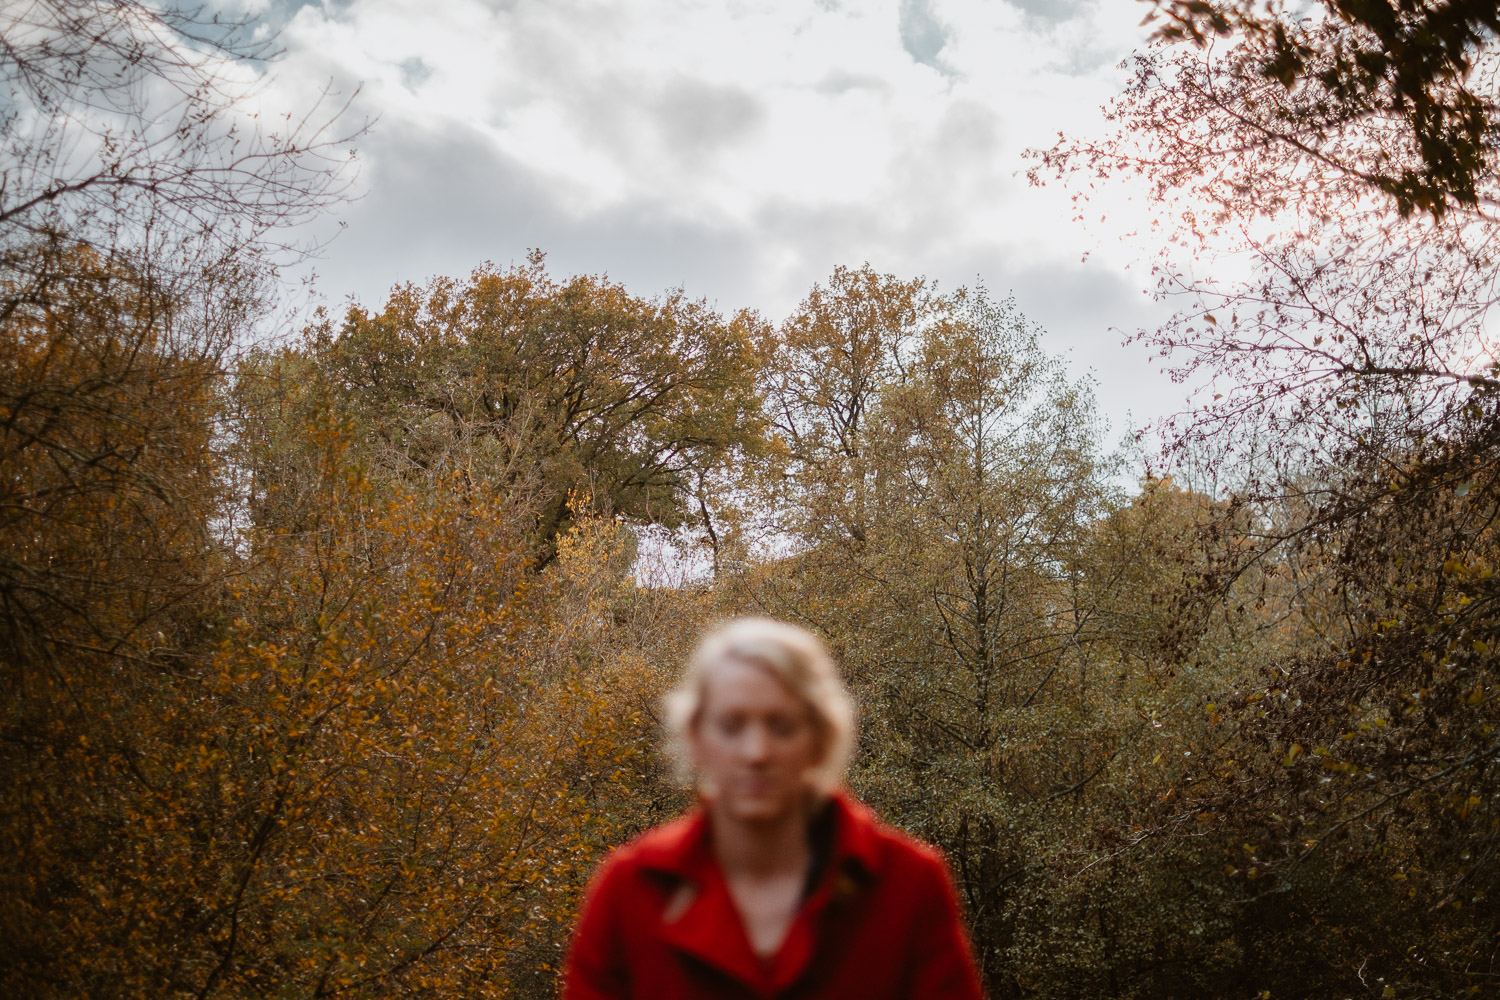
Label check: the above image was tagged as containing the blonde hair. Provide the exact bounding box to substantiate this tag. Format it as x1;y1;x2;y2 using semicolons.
663;617;856;794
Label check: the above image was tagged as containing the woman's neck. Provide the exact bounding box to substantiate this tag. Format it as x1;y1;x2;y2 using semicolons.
707;799;813;879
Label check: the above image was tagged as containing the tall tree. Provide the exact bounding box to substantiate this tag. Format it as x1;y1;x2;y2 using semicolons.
738;272;1125;993
757;263;938;549
290;255;765;567
1034;3;1500;996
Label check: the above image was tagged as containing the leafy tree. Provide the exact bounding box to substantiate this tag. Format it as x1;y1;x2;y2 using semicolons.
3;323;667;998
0;10;696;997
1032;0;1500;471
758;263;938;547
1142;0;1500;217
1034;2;1500;995
0;241;229;671
293;255;765;567
736;272;1152;994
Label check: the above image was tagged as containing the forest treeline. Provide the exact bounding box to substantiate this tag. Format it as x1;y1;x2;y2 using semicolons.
4;2;1500;999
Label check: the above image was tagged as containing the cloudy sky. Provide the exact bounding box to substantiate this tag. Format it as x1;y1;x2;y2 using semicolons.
253;0;1182;439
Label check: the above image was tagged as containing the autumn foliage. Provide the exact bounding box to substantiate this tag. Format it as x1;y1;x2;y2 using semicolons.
1;247;680;998
12;239;1495;1000
8;3;1500;1000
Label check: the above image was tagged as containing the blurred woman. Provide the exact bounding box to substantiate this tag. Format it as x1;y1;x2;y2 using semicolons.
562;617;983;1000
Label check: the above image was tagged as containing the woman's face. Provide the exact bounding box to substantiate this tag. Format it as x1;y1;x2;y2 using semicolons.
689;658;823;825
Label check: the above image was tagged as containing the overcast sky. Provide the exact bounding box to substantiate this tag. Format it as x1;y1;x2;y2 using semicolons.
253;0;1183;441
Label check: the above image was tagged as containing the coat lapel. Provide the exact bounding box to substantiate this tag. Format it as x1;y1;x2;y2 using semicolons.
656;861;767;990
636;807;767;990
636;792;885;996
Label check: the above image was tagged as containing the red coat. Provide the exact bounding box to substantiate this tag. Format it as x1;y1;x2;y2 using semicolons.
561;791;984;1000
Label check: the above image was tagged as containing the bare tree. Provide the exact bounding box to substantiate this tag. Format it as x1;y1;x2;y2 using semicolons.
1;0;364;326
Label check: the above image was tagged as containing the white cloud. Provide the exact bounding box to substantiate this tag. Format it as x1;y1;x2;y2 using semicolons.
255;0;1182;436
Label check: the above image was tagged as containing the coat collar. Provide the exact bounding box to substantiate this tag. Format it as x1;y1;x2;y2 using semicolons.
632;789;884;993
633;789;882;879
